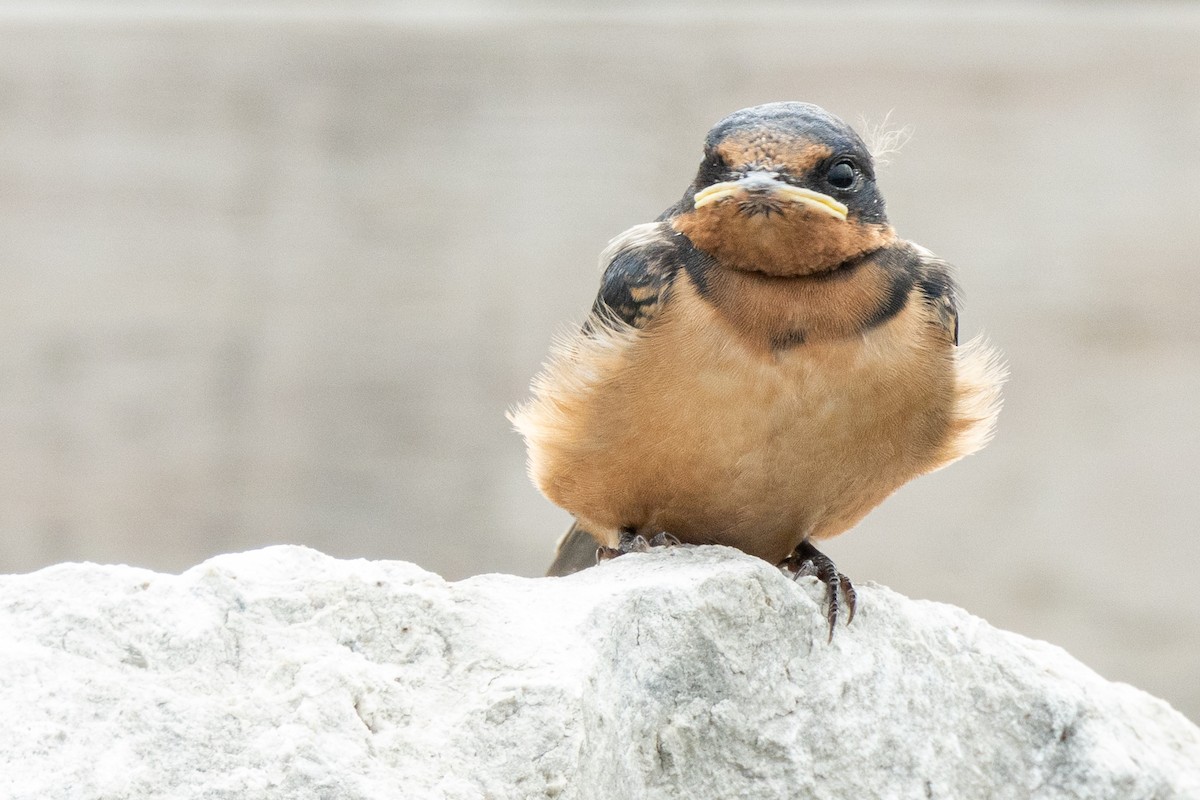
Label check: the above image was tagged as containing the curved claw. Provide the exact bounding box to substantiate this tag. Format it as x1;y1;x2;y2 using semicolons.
649;531;681;548
596;545;621;562
779;540;857;641
839;574;857;626
595;528;682;564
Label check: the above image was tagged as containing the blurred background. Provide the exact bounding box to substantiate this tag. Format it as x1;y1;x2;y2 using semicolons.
1;1;1198;720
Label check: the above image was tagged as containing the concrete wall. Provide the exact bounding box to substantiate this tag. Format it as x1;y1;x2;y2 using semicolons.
2;3;1198;720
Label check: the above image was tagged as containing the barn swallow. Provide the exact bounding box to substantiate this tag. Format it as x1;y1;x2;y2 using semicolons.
511;102;1004;636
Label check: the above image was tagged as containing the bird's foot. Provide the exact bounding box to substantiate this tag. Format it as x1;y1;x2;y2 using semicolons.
779;540;857;641
596;529;682;562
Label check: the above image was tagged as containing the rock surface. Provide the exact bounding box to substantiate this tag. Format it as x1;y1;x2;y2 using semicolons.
1;546;1197;799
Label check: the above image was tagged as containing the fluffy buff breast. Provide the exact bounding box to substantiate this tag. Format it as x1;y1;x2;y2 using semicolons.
510;277;1003;562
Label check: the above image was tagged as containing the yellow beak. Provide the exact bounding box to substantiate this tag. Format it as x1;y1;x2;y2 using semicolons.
693;175;849;221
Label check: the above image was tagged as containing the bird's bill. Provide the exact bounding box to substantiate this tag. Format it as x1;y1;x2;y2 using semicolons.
693;177;848;220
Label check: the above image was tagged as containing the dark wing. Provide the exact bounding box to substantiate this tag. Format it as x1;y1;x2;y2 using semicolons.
547;222;700;576
546;520;600;577
913;249;961;346
586;221;685;332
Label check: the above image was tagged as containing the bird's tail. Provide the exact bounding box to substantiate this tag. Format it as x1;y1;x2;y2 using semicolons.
546;520;599;577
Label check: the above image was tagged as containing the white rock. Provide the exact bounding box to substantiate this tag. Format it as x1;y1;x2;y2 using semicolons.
1;545;1197;799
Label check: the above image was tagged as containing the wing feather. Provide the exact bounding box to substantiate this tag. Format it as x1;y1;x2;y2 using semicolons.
587;222;684;332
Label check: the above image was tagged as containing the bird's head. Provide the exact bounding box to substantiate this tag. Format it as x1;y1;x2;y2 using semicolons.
672;102;895;278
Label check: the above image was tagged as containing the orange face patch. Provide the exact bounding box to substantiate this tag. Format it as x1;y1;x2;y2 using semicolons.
678;127;887;276
672;200;892;277
714;131;832;175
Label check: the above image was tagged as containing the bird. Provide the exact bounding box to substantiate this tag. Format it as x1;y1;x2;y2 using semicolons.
510;102;1004;636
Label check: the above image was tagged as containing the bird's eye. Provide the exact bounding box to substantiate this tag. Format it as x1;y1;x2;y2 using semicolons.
826;160;859;190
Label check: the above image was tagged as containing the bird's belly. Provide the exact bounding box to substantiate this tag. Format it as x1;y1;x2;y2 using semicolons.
523;297;955;563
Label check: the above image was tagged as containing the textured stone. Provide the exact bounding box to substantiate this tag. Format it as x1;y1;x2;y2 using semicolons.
1;545;1197;799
